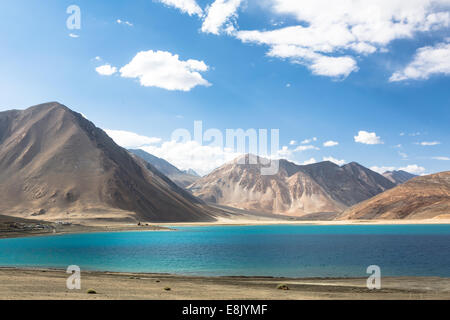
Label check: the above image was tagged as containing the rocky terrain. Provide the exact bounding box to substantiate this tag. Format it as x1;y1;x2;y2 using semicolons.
339;171;450;220
0;102;218;223
383;170;417;185
189;154;395;217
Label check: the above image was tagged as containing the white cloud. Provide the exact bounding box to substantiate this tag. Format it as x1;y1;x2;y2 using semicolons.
370;166;397;174
117;19;133;26
302;158;317;165
417;141;441;146
294;145;320;152
96;64;117;76
68;33;79;38
371;164;426;175
235;0;450;79
309;55;359;78
276;145;292;158
390;42;450;81
239;38;359;78
354;131;383;145
202;0;243;35
289;140;297;146
94;56;102;61
323;156;346;166
399;164;426;175
142;140;240;176
432;156;450;160
104;129;162;148
301;137;317;144
399;152;408;159
120;50;211;91
323;140;339;147
157;0;203;17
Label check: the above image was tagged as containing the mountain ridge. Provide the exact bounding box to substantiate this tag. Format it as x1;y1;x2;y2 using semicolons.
128;149;200;188
188;154;395;216
0;102;217;223
339;171;450;220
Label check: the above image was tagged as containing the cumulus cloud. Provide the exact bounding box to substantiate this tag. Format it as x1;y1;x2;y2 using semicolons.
68;33;79;38
323;156;346;166
370;166;397;174
323;140;339;147
289;140;297;146
157;0;203;17
104;129;162;148
96;64;117;76
354;131;383;145
390;42;450;81
371;164;426;175
302;158;317;165
234;0;450;78
120;50;211;91
202;0;243;35
142;140;240;176
399;164;426;175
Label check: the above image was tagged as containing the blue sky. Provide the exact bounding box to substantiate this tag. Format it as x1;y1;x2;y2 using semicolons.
0;0;449;175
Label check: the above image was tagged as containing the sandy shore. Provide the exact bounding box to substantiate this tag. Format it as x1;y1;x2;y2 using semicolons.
0;268;449;300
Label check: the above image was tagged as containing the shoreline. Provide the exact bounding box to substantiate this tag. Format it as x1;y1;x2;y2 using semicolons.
0;267;449;300
163;218;450;227
1;218;450;239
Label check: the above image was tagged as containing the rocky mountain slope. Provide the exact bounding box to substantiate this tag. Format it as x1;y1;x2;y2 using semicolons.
129;149;200;188
382;170;417;185
338;171;450;220
0;102;217;223
188;154;395;216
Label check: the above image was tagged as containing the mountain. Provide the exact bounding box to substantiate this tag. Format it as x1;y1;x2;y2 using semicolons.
188;154;395;216
0;102;217;223
339;171;450;220
183;169;200;177
128;149;200;188
382;170;417;185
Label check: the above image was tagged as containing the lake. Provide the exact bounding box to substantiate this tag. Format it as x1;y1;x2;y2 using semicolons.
0;224;449;278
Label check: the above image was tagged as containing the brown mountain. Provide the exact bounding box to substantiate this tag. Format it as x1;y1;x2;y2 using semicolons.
0;102;217;223
188;154;395;216
338;171;450;220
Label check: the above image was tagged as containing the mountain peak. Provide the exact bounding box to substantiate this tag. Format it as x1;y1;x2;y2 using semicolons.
0;103;217;222
189;154;396;217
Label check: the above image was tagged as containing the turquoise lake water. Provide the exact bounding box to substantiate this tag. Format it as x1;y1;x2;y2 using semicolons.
0;225;449;277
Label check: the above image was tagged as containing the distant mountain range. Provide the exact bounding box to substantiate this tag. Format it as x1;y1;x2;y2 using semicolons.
340;171;450;220
129;149;200;188
188;154;397;216
0;102;217;223
0;102;447;223
382;170;417;185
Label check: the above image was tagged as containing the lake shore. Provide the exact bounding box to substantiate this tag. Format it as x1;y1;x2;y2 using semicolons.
164;217;450;227
0;267;449;300
1;217;450;239
0;223;172;239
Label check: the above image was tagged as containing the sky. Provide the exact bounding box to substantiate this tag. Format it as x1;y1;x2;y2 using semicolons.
0;0;449;176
